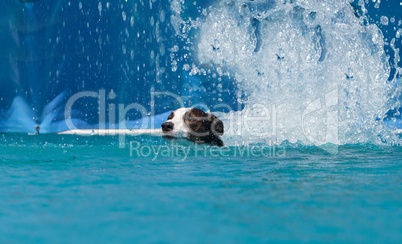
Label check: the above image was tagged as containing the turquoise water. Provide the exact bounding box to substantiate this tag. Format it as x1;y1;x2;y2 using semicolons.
1;1;402;242
1;134;401;243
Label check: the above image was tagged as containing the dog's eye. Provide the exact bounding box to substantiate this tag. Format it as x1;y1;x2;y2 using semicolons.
167;112;174;120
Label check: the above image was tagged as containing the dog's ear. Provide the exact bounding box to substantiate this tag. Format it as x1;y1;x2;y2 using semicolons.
209;114;223;136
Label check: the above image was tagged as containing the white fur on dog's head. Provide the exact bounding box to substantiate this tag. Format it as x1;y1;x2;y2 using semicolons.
161;108;192;139
161;108;224;146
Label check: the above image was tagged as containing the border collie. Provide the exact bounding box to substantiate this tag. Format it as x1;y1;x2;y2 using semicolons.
161;108;224;147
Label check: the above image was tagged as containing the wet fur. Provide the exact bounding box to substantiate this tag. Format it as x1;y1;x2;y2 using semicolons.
161;108;224;147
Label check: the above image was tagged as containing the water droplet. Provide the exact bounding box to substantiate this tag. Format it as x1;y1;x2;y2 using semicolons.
122;11;126;21
380;16;389;26
98;2;102;16
130;16;134;27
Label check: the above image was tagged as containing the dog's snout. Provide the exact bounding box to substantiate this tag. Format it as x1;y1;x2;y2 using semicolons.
161;122;174;132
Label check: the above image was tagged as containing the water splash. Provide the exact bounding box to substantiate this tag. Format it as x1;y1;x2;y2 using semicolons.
188;0;401;146
0;91;73;133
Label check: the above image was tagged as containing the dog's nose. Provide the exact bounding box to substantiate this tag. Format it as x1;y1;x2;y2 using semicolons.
161;122;174;132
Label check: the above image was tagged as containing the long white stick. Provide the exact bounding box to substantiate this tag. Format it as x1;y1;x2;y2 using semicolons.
57;129;162;136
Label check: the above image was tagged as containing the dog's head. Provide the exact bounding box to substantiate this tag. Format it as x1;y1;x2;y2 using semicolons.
161;108;224;146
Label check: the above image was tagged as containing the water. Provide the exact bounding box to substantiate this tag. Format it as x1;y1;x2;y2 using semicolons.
195;0;399;146
1;0;401;145
1;134;402;243
1;0;402;242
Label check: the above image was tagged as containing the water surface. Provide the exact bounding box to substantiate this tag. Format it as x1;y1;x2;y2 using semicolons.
1;134;401;243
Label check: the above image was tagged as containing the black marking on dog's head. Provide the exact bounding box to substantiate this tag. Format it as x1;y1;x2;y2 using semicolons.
184;108;224;147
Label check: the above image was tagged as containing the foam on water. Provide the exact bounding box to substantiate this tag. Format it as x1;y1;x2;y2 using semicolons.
172;0;401;146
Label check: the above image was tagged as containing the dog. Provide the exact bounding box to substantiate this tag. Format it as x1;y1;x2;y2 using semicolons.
161;108;224;147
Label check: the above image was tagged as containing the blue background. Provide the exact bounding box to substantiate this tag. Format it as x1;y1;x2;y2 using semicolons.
0;0;401;131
